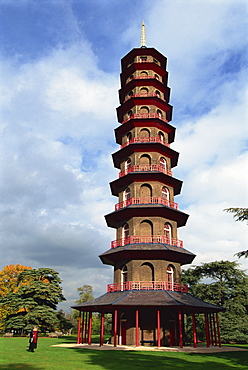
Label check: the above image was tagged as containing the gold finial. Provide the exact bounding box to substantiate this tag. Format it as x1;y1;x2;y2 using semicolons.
140;21;147;48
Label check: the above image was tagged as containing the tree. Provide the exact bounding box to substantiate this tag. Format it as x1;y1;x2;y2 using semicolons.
0;264;32;330
0;264;32;297
75;285;94;304
56;310;74;334
0;268;66;333
224;207;248;258
182;261;248;343
224;207;248;223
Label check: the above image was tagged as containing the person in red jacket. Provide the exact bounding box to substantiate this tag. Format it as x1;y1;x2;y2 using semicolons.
29;327;38;352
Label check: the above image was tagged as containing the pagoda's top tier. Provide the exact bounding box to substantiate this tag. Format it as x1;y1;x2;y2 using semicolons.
121;47;167;71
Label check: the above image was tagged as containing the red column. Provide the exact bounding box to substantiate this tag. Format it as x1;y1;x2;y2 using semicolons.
178;310;183;348
135;309;139;347
212;313;217;346
157;310;161;347
84;312;88;343
100;312;105;346
209;313;214;346
216;313;222;347
113;309;118;347
88;312;92;345
81;312;85;344
192;313;197;348
204;313;210;347
77;312;81;344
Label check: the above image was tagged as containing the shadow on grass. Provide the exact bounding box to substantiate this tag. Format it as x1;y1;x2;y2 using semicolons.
0;365;45;369
67;347;248;370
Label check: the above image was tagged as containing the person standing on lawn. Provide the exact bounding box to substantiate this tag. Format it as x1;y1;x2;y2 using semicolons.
29;326;38;352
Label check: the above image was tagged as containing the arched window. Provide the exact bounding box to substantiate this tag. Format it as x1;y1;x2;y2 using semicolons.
157;109;163;118
140;87;148;95
140;71;148;77
140;106;149;114
164;222;172;244
121;265;128;284
122;223;129;239
125;158;131;171
140;56;147;62
139;128;150;138
127;110;132;118
155;90;161;98
140;184;152;198
155;74;159;80
124;187;130;201
158;131;165;142
160;157;167;171
140;154;151;166
126;132;132;143
140;262;154;282
140;220;153;236
162;186;169;200
167;265;174;289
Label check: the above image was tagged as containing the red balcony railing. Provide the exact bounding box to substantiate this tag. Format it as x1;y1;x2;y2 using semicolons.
130;75;157;80
120;136;170;149
123;93;166;103
115;197;178;211
111;235;183;249
107;281;188;293
119;164;172;178
122;113;168;124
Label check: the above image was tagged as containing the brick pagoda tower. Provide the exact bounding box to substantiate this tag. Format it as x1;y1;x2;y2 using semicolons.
73;25;224;348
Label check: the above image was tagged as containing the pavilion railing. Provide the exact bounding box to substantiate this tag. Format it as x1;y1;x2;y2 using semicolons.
115;197;178;211
119;164;172;178
123;93;166;103
122;113;169;124
111;235;183;249
107;281;188;293
120;136;170;149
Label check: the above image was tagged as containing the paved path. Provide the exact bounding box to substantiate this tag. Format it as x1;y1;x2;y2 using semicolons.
52;343;248;353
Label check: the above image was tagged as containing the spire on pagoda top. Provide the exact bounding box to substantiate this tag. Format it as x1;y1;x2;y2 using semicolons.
140;21;147;48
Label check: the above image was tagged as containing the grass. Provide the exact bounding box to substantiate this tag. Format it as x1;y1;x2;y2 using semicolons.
0;336;247;370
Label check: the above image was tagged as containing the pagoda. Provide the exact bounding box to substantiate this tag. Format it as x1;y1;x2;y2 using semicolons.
72;24;224;348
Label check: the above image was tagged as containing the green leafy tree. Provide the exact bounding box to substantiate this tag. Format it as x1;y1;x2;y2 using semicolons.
0;268;66;333
224;207;248;258
56;310;74;334
75;285;94;304
182;261;248;343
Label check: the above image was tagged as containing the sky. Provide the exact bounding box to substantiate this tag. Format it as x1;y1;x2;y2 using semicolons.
0;0;247;312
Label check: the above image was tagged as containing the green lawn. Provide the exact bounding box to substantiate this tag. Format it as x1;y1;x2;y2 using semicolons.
0;336;247;370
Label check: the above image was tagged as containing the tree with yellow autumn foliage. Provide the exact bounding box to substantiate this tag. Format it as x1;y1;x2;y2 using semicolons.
0;264;32;330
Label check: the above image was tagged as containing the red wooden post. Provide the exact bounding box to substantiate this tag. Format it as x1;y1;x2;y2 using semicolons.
113;309;118;347
100;312;105;346
192;313;197;348
135;309;139;347
84;312;88;343
178;310;183;348
216;313;222;347
77;312;81;344
157;310;161;347
81;312;85;344
212;313;217;346
88;311;92;345
204;313;210;347
209;313;214;346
